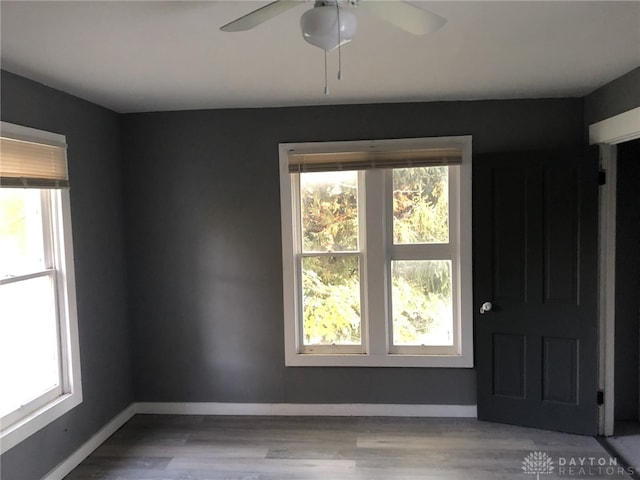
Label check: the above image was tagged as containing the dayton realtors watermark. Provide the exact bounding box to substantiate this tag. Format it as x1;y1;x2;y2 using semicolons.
522;451;639;478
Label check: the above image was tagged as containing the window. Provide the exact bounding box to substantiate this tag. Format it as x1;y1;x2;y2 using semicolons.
280;136;472;367
0;122;81;453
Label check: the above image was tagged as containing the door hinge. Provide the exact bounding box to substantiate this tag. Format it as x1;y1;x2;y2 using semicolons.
597;390;605;405
599;170;607;186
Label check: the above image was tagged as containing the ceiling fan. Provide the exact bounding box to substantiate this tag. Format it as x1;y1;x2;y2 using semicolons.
220;1;447;93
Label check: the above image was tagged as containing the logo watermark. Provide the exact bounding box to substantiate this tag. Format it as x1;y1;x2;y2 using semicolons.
522;451;555;479
522;452;640;477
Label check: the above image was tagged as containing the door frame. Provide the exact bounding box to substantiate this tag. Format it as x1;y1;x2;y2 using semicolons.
589;106;640;436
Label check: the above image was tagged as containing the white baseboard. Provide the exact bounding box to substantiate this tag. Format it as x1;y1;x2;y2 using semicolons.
42;404;136;480
135;402;477;418
40;401;476;479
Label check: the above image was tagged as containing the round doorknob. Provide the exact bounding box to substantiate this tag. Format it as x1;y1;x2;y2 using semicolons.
480;302;493;314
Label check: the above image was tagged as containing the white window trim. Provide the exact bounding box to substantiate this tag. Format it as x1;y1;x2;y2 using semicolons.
0;122;82;454
279;135;473;368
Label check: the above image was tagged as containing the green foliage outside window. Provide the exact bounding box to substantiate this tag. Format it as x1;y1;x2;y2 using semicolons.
302;256;361;345
393;166;449;244
299;167;451;346
301;171;358;253
391;260;452;346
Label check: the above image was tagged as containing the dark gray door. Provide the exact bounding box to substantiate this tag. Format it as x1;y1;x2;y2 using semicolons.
475;149;599;435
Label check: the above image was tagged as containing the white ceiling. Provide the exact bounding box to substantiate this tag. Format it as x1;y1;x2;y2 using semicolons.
1;1;639;113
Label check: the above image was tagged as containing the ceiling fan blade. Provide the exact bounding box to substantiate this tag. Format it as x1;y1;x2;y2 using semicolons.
220;1;302;32
360;1;446;35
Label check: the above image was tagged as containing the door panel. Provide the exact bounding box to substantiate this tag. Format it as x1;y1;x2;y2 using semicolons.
542;336;578;404
543;166;578;304
475;149;599;435
492;168;527;303
493;333;526;398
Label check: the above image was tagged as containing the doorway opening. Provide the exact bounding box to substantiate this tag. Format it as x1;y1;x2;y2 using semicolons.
608;138;640;468
592;107;640;471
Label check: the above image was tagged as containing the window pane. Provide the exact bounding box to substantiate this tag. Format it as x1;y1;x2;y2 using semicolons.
301;171;358;252
0;189;46;278
393;167;449;244
0;275;60;417
302;255;361;345
391;260;453;346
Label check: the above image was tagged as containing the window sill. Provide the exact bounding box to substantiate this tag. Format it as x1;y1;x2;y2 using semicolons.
0;390;82;454
284;352;474;368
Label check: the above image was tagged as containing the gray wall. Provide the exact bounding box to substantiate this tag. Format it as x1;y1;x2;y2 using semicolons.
614;139;640;421
5;65;623;476
122;99;584;404
0;71;133;480
584;67;640;126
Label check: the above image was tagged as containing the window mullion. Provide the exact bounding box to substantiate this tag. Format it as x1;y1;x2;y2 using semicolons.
363;169;388;355
449;166;463;355
47;190;69;392
39;189;55;269
291;174;305;353
357;170;368;352
0;268;54;286
391;244;452;261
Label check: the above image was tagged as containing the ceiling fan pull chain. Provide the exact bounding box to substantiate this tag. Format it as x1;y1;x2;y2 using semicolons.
324;50;329;95
337;2;343;80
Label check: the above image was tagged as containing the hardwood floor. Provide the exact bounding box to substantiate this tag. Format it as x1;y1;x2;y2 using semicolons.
65;415;632;479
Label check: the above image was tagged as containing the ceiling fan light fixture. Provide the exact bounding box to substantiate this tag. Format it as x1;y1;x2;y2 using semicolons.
300;3;357;51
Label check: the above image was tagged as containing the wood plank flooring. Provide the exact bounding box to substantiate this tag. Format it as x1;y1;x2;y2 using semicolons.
607;421;640;477
64;415;633;479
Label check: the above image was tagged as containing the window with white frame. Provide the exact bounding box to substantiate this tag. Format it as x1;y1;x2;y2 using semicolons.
279;136;473;367
0;122;82;454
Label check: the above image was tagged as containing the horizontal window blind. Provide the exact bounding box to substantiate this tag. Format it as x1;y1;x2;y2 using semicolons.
288;146;462;173
1;136;69;188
